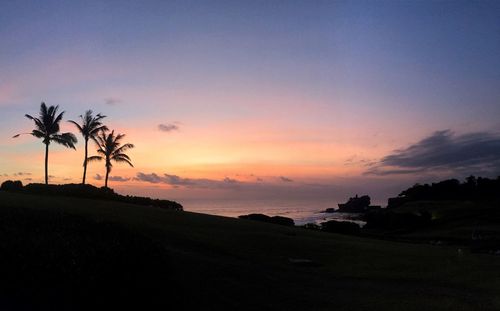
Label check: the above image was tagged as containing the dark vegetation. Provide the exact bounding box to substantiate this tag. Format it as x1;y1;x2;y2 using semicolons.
305;177;500;253
367;177;500;244
369;177;500;252
388;176;500;208
1;191;500;310
1;180;182;211
238;213;295;226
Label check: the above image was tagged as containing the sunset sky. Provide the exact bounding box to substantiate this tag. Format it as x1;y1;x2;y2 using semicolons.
1;1;499;205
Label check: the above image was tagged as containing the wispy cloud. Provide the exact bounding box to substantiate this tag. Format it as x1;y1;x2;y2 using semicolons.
344;155;376;167
104;97;121;106
14;172;31;176
158;123;179;132
223;177;238;183
279;176;293;182
366;130;500;176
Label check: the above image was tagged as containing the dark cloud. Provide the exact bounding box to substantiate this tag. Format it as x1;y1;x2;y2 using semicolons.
104;97;121;105
366;130;500;176
135;172;240;189
135;172;193;185
14;172;31;176
344;155;376;167
223;177;238;183
109;176;130;182
158;123;179;132
93;174;129;182
279;176;293;182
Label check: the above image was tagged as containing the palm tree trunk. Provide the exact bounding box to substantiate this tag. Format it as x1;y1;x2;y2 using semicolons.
82;138;88;184
105;166;109;188
44;143;49;185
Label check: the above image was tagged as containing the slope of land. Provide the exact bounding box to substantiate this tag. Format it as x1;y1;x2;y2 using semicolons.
366;200;500;244
1;191;499;310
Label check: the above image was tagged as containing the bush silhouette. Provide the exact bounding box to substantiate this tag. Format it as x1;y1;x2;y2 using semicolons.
0;180;23;191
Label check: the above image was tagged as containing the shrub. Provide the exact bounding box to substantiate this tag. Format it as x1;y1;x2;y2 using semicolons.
20;183;183;211
238;213;295;226
0;180;23;191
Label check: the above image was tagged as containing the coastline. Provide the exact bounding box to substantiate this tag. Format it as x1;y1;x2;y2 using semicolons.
182;198;368;226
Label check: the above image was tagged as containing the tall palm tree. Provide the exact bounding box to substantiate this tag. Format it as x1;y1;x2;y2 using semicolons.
68;110;108;184
13;102;77;185
88;130;134;188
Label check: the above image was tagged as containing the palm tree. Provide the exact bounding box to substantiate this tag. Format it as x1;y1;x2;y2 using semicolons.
68;110;108;184
88;130;134;188
14;102;77;185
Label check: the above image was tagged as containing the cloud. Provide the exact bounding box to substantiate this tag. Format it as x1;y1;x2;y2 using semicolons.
135;172;192;185
223;177;238;183
14;172;31;176
135;172;241;189
158;123;179;132
104;97;121;105
344;155;376;167
94;174;129;182
24;178;32;181
366;130;500;176
109;176;130;182
279;176;293;182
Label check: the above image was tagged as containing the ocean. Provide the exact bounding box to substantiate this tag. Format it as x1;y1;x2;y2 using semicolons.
181;198;366;226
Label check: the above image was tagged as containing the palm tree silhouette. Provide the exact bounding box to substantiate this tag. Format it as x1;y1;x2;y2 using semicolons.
68;110;108;184
88;130;134;188
14;102;77;185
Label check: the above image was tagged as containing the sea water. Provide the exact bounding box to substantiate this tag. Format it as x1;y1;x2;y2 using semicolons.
181;198;366;226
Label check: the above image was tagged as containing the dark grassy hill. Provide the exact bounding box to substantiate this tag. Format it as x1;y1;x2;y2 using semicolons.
371;200;500;243
1;191;500;310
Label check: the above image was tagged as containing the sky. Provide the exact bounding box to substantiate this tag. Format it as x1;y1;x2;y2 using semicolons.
1;0;499;205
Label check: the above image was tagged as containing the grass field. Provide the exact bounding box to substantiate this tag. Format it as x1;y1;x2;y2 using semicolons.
1;191;499;310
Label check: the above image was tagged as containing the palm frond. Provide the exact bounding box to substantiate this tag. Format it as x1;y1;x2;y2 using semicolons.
92;129;134;175
87;155;103;163
68;120;84;133
51;132;77;149
31;130;45;138
113;143;134;155
112;153;131;161
112;157;134;167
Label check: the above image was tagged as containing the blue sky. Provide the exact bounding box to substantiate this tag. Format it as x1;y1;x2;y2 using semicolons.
1;0;499;203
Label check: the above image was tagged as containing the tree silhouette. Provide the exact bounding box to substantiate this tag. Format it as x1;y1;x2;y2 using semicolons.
88;130;134;188
68;110;108;184
14;102;77;185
